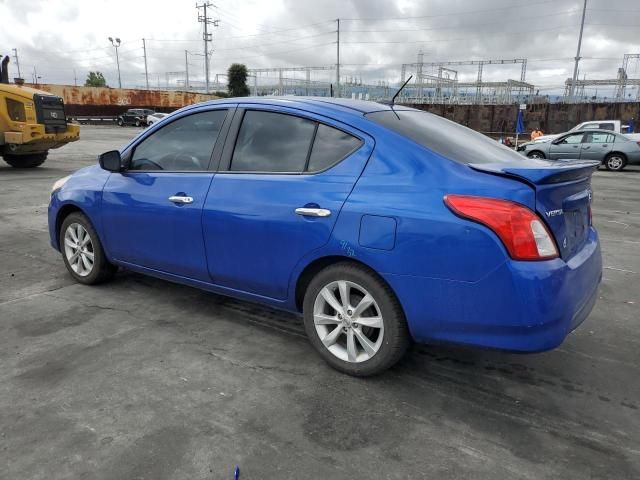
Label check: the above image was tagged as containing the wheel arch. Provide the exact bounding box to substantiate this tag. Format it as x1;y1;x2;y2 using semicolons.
293;255;404;316
56;204;85;240
605;150;627;161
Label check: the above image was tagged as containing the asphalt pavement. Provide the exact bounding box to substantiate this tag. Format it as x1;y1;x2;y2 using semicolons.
0;125;638;479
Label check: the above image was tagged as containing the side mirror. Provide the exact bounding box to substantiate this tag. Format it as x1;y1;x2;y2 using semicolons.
98;150;123;172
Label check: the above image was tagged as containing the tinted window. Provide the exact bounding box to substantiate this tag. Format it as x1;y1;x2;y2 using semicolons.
559;133;585;144
599;123;614;131
231;111;316;172
307;124;362;172
130;110;226;171
366;110;526;165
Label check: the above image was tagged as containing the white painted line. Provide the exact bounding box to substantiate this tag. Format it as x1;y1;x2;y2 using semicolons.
606;220;630;229
604;266;637;274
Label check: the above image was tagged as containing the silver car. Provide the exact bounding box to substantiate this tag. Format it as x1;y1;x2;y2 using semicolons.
520;130;640;171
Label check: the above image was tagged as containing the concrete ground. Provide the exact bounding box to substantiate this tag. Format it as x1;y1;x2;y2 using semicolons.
0;125;638;480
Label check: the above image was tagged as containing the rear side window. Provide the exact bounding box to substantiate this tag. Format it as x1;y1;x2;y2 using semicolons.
231;110;316;172
130;109;226;171
599;123;614;131
585;132;615;143
366;110;525;165
307;124;362;172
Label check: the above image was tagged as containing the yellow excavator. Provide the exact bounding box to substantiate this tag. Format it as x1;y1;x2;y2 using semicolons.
0;55;79;168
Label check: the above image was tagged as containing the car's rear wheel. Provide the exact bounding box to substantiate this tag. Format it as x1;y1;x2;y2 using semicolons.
135;120;141;127
117;118;124;126
60;212;116;285
604;153;626;171
303;262;410;376
527;150;545;159
3;152;48;168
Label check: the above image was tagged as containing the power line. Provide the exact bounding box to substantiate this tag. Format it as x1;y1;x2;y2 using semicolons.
340;0;559;21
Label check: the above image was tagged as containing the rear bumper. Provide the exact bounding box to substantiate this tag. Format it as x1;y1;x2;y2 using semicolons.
385;228;602;352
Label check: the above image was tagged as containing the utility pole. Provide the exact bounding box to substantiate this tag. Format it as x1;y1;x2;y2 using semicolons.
569;0;588;100
142;38;150;90
11;48;21;78
336;18;340;97
185;50;189;91
197;2;219;93
108;37;122;88
73;69;77;86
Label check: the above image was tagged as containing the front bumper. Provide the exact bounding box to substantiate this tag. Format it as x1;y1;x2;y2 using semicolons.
385;228;602;352
3;123;80;153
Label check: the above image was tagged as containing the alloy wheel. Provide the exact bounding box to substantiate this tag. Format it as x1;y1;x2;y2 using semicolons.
63;223;95;277
313;280;384;363
607;156;623;170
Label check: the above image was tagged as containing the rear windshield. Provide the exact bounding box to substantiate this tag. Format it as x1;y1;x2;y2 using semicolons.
365;110;525;165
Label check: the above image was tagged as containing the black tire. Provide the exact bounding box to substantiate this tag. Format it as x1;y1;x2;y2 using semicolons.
3;152;48;168
59;212;116;285
135;120;141;127
604;153;627;171
302;262;410;376
527;150;545;159
117;118;124;127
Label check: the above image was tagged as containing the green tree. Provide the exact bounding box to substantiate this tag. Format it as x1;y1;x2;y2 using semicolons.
227;63;250;97
85;71;107;87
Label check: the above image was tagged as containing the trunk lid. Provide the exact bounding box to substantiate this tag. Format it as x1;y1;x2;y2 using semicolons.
469;159;599;260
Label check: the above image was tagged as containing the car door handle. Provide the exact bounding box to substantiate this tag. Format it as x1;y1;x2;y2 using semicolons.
583;146;591;149
168;195;194;204
295;207;331;217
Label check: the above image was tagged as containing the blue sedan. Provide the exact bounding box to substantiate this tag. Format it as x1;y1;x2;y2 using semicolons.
48;98;602;376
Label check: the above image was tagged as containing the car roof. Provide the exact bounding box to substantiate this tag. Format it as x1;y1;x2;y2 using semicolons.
198;96;417;118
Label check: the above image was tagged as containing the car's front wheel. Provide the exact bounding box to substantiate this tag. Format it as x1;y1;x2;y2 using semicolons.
60;212;116;285
604;153;627;171
527;150;545;159
303;262;410;376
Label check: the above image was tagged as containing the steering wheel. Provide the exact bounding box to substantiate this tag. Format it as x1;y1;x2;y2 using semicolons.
131;158;164;170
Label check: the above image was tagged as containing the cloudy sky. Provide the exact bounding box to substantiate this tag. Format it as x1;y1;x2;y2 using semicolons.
1;0;639;96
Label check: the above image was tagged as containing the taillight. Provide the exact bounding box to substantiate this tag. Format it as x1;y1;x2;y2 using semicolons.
444;195;559;261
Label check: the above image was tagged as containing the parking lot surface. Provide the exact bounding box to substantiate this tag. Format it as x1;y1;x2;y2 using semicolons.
1;126;639;479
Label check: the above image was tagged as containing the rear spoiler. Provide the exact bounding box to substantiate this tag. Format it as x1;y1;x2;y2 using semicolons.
469;159;600;185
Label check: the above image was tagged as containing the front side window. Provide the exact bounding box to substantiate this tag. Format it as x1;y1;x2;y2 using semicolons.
130;109;226;171
231;110;316;172
559;133;584;144
307;124;362;172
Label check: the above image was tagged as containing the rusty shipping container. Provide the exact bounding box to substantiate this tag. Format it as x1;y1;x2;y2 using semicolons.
412;102;640;136
25;84;220;116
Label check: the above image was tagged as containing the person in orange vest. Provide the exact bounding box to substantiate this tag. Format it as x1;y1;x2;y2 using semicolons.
531;127;544;141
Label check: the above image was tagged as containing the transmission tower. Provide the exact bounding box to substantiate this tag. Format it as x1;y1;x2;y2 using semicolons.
197;2;219;93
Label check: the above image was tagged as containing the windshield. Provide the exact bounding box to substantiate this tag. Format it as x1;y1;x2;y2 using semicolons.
366;110;525;165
